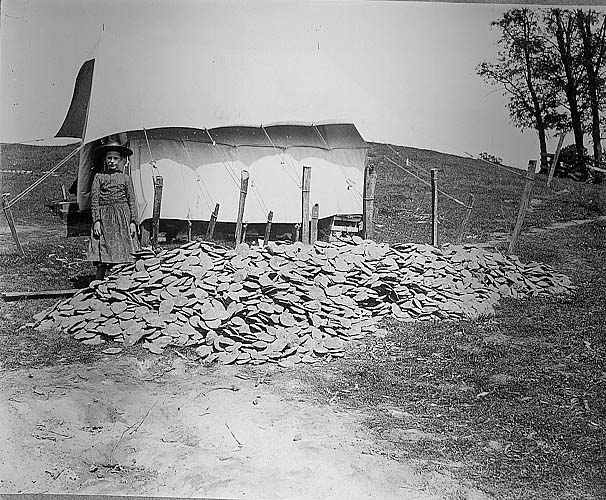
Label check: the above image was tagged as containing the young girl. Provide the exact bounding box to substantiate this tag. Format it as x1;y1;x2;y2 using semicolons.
88;141;140;279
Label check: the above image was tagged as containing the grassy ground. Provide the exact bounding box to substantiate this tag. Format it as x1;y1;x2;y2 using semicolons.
1;142;605;499
300;219;605;500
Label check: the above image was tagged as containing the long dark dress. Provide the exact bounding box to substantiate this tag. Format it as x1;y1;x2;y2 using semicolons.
87;170;140;264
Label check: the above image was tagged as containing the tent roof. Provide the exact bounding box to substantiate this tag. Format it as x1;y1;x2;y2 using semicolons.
56;32;372;145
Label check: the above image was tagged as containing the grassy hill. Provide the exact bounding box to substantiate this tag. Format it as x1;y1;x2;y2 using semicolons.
1;141;603;247
1;142;605;500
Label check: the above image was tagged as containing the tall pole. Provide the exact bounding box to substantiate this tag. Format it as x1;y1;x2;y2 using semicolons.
151;176;163;250
547;133;566;188
362;162;378;239
2;194;25;257
431;169;438;247
301;165;312;244
508;160;537;254
235;171;249;245
206;203;220;240
263;210;273;247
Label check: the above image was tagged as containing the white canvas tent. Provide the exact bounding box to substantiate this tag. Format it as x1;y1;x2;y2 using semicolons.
55;32;369;225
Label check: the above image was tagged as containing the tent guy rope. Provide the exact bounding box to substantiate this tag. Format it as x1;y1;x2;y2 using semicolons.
384;157;471;209
4;144;83;209
261;126;302;189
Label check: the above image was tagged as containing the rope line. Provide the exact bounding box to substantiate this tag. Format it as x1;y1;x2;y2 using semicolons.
384;157;470;209
261;126;302;189
207;129;272;217
464;152;529;179
178;134;214;211
313;125;331;150
204;129;241;189
385;144;430;178
5;144;83;209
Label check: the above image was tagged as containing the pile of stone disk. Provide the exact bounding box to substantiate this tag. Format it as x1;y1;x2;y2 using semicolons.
34;237;573;365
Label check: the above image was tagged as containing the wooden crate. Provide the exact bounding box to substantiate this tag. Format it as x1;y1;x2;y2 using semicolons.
329;215;362;241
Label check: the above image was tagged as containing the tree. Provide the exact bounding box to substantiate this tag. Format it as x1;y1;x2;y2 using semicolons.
576;9;606;183
478;9;564;170
544;9;588;178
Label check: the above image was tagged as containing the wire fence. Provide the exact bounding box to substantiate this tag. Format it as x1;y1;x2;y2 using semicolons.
370;143;544;247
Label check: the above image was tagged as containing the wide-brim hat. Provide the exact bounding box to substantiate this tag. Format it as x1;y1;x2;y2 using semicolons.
95;141;133;158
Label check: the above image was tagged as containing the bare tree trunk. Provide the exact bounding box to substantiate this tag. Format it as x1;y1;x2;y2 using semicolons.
553;10;586;170
522;13;550;170
577;10;605;183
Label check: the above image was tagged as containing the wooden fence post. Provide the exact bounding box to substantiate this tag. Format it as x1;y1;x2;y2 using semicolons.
301;165;312;244
235;171;249;245
547;133;566;188
363;163;378;239
456;193;475;245
310;203;319;245
292;223;301;243
431;169;438;247
206;203;220;240
151;176;163;250
508;160;536;254
263;210;273;247
2;194;25;257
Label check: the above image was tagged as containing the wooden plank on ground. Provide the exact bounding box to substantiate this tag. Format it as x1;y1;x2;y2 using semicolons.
2;289;80;301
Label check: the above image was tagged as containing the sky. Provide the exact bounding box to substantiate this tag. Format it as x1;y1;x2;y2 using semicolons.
0;0;600;169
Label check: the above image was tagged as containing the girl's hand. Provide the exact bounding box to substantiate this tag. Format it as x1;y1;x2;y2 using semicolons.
93;221;102;238
130;222;137;238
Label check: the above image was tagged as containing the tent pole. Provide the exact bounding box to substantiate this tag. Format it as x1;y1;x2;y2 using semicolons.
431;169;438;247
301;165;312;245
547;133;565;188
362;162;377;240
263;210;273;247
2;194;25;257
206;203;220;240
310;203;319;245
235;171;249;245
151;176;163;250
508;160;536;254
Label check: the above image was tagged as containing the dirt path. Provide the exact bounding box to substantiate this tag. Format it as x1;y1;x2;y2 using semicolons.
0;355;490;499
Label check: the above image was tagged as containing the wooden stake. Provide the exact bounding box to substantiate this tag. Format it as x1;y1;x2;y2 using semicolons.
61;184;67;201
235;171;249;245
263;210;273;246
547;133;566;188
242;223;248;243
2;288;79;301
292;223;301;243
508;160;537;254
431;169;438;247
206;203;220;240
151;176;163;250
310;203;319;245
301;165;312;244
187;220;192;242
456;193;475;245
362;163;378;239
2;193;25;257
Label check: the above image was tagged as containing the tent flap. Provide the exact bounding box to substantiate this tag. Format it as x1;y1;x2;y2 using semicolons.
55;59;94;139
